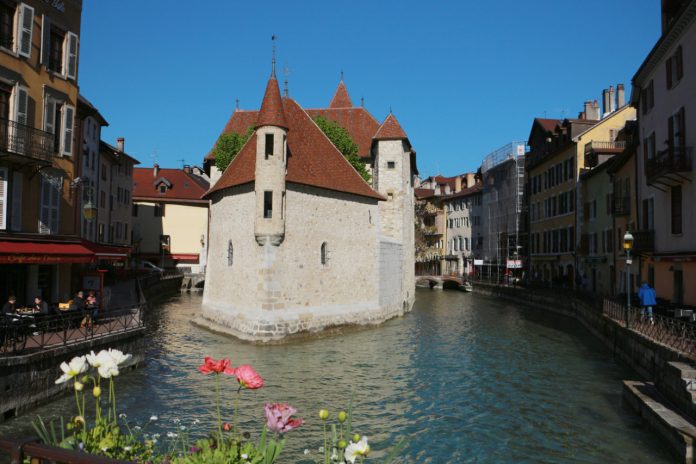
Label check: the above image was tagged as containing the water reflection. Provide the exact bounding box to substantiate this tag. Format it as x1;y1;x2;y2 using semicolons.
0;290;673;463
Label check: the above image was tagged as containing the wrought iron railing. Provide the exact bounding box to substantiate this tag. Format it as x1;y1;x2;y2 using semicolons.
603;299;696;356
584;140;626;154
646;146;693;185
0;117;57;162
0;305;144;356
0;437;127;464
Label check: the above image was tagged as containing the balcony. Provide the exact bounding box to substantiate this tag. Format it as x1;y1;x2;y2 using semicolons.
646;146;693;188
632;230;655;253
613;196;631;216
0;118;56;164
584;141;626;168
422;226;442;237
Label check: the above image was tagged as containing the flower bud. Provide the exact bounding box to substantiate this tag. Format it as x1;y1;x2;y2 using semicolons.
74;381;84;392
319;409;329;420
73;415;86;429
338;439;347;449
223;422;231;432
93;386;101;398
337;411;347;423
352;433;360;443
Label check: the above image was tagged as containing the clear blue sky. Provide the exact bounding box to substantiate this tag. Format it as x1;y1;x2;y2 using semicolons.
79;0;660;178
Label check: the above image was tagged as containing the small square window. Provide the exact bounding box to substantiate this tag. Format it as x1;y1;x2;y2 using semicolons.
387;161;395;169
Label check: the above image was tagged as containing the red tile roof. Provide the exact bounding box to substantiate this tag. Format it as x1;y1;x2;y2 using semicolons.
133;167;210;204
256;76;288;129
205;97;384;201
535;118;561;133
440;183;483;200
374;113;407;140
204;110;258;161
414;188;435;199
328;80;353;108
305;107;380;158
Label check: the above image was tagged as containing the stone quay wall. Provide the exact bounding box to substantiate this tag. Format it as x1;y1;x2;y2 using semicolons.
0;329;146;423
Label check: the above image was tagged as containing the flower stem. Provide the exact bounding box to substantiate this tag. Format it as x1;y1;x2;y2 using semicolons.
110;378;116;423
215;374;222;440
323;422;328;464
233;387;240;434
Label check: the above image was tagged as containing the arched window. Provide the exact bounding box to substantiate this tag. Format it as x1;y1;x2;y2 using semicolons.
320;242;328;266
227;240;233;266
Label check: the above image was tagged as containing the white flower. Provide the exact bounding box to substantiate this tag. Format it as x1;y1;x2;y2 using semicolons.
107;349;132;366
55;356;88;384
241;454;248;459
166;432;177;438
124;446;132;452
153;433;161;439
119;413;127;419
98;362;119;379
192;419;200;425
150;415;158;422
345;436;369;464
180;425;186;431
303;449;310;455
134;426;142;431
86;350;112;369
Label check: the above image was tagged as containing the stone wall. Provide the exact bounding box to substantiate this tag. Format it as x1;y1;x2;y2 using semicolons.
0;329;146;422
202;183;414;341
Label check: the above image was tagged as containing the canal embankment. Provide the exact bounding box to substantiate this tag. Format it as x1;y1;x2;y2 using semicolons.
473;281;696;462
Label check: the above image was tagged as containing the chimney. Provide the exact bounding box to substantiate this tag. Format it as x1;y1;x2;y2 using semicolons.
617;84;625;108
153;163;159;177
602;89;611;116
585;100;600;120
583;101;592;120
454;176;462;193
183;164;191;174
609;85;616;113
466;173;476;187
116;137;125;152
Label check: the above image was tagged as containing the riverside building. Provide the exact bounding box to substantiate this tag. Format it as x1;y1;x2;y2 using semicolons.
200;67;417;341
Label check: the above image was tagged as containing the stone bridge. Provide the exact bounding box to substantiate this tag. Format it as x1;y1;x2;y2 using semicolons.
416;275;470;290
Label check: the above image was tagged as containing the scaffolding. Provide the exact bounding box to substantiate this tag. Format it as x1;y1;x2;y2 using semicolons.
478;142;527;282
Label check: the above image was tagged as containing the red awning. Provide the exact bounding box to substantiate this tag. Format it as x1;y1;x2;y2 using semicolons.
81;241;131;261
0;241;94;264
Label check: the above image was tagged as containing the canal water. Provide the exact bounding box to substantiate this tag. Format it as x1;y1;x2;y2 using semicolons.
0;290;673;463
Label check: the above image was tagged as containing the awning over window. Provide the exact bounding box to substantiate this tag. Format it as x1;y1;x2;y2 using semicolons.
81;241;131;261
0;241;94;264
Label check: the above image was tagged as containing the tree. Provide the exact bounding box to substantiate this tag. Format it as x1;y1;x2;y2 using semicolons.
213;126;254;172
313;116;371;183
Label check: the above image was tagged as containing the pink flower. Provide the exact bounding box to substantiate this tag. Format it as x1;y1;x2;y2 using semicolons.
233;364;264;389
198;356;235;375
264;403;303;434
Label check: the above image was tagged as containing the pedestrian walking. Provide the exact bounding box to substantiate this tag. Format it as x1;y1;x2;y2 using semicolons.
637;282;657;324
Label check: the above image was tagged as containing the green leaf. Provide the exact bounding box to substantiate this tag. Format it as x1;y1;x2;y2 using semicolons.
214;126;254;172
314;116;371;183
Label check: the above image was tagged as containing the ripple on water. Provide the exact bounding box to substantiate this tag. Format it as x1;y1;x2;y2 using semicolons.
0;290;674;463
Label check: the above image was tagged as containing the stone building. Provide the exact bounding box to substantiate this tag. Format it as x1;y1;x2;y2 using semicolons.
414;187;444;276
632;0;696;306
441;180;482;277
200;70;416;341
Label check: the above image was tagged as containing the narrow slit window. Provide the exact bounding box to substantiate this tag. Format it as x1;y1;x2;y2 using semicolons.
321;242;328;266
265;134;274;159
264;191;273;218
227;240;233;266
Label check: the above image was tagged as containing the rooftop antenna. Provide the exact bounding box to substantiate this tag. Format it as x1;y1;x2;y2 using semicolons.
177;158;186;168
235;98;239;110
389;105;393;114
271;34;277;77
283;65;290;97
340;70;344;81
361;96;364;108
150;150;158;166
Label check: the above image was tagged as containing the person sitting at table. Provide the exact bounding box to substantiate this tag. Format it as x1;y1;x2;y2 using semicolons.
33;296;49;315
71;291;86;313
2;295;17;314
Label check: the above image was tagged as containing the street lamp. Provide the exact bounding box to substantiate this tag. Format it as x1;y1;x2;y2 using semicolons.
83;189;97;221
623;231;634;328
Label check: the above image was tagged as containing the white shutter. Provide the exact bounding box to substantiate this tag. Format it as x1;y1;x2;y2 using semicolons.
50;178;59;232
39;177;50;234
0;167;7;230
10;171;21;231
44;97;56;134
60;104;74;156
13;85;28;125
17;3;33;58
65;32;78;79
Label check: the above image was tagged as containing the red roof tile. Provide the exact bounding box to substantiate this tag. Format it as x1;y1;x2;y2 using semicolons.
374;113;407;140
133;167;209;203
206;98;383;201
204;110;258;161
414;188;435;199
440;183;483;200
305;107;380;158
328;80;353;108
535;118;561;133
256;77;288;129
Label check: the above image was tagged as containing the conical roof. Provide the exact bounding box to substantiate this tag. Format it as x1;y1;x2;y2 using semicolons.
374;113;407;140
256;77;288;129
329;80;353;108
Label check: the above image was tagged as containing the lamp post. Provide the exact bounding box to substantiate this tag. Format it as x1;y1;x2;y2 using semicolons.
623;231;634;328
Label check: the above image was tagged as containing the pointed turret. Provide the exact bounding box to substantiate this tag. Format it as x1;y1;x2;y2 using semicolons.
374;113;407;140
256;76;288;129
329;80;354;108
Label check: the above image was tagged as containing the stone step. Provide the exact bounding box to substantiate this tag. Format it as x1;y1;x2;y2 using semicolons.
623;380;696;463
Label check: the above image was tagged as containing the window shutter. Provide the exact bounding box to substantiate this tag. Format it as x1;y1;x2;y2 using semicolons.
60;104;74;156
666;58;673;89
40;15;51;65
44;97;56;134
668;115;675;153
65;32;78;79
14;85;28;125
17;3;33;58
680;107;686;148
0;167;6;229
50;178;59;232
39;177;50;234
10;171;21;231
